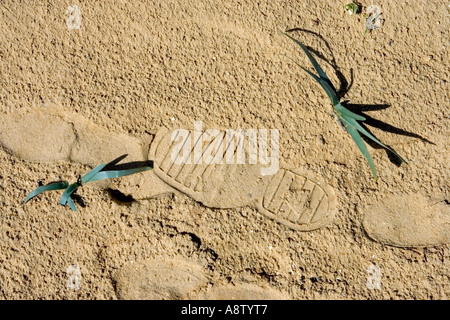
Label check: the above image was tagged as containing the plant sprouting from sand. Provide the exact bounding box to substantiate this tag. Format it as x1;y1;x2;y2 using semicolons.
281;32;406;182
24;156;152;211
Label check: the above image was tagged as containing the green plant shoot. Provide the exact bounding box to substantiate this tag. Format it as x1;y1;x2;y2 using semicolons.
281;32;407;182
24;159;153;211
345;1;359;15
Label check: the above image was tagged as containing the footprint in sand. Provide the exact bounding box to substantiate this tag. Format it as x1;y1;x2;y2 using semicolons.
197;282;289;300
125;126;337;231
0;106;337;231
0;106;144;166
363;194;449;247
112;258;208;300
113;258;288;300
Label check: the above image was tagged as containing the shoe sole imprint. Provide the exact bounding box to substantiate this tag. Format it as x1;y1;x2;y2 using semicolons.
150;127;336;231
0;107;336;231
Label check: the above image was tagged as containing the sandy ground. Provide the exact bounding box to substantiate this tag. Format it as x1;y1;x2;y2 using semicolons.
0;0;448;299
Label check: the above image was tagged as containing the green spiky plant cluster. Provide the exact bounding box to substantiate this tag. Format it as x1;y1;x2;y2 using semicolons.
281;32;407;182
24;159;152;211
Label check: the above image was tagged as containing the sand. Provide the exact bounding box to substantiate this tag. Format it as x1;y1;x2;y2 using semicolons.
0;0;448;299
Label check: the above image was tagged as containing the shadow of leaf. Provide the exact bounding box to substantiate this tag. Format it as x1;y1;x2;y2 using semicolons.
285;28;353;98
102;154;153;171
342;102;435;145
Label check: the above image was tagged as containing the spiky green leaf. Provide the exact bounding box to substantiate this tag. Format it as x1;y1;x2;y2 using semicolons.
334;103;366;121
89;165;153;182
24;181;69;204
285;55;340;106
59;182;80;208
281;32;336;91
340;114;378;181
344;116;407;164
67;197;77;211
81;164;106;183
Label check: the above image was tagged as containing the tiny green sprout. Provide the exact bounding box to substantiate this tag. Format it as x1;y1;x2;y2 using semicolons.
281;32;407;182
24;157;153;211
345;1;359;15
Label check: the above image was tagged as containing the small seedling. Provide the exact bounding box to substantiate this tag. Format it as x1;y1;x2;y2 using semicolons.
24;157;152;211
281;32;407;181
344;1;360;15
